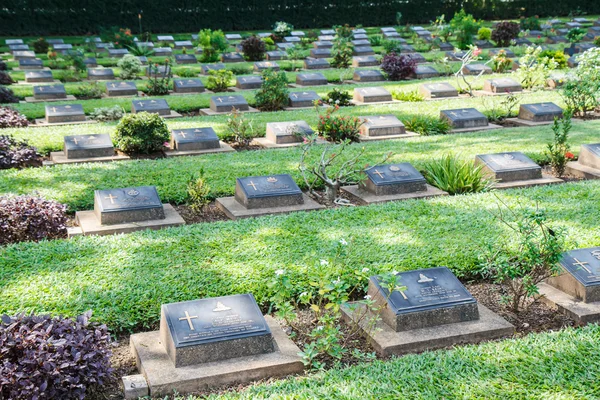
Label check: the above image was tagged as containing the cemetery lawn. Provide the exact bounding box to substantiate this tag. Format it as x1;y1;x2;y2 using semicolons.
198;324;600;399
1;118;598;211
2;180;600;333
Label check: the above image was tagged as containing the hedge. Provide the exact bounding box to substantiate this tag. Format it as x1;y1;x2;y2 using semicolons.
1;181;600;332
0;117;596;212
203;325;600;399
1;0;599;35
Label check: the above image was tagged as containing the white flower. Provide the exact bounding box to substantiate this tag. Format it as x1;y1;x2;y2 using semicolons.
392;270;399;275
335;99;340;104
333;277;341;284
339;238;348;246
275;269;285;276
361;267;369;273
300;292;308;297
364;295;372;300
316;325;324;331
320;259;329;266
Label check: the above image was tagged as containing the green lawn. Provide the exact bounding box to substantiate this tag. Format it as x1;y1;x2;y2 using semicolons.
0;115;593;212
198;324;600;399
1;180;600;332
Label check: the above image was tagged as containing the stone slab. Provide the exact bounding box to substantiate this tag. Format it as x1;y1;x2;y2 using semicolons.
265;121;314;144
419;82;459;99
121;375;149;400
491;175;563;190
34;118;96;127
164;142;235;157
353;87;393;103
130;316;303;397
341;184;447;205
565;161;600;179
216;194;324;220
49;151;130;164
75;204;184;236
359;115;406;137
547;247;600;303
506;118;557;127
200;107;259;116
538;283;600;324
483;78;523;93
210;95;249;113
576;143;600;170
341;303;513;357
24;95;77;103
252;136;327;149
357;131;419;141
448;123;502;134
475;152;542;182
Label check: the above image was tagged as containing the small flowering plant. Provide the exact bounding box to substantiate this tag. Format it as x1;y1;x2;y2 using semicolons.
101;26;135;49
268;239;381;369
316;104;363;143
546;110;573;177
454;45;489;96
323;88;353;107
272;21;293;42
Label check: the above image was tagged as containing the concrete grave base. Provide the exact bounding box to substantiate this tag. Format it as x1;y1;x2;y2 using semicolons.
288;83;333;89
473;90;529;97
216;194;325;220
341;303;513;357
506;118;556;127
23;95;76;103
164;142;235;157
103;91;145;98
12;67;52;72
49;151;130;165
358;131;419;142
200;107;259;116
350;99;401;106
252;137;327;149
565;161;600;179
424;94;470;101
157;111;183;119
74;204;185;236
34;118;97;127
17;80;61;85
341;184;447;205
283;105;328;111
449;123;502;134
492;175;563;190
538;283;600;324
130;316;304;397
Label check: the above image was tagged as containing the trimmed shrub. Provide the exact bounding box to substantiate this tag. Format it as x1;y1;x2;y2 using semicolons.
492;21;520;47
539;49;568;69
254;69;289;111
520;16;541;31
206;69;233;92
0;87;19;104
477;27;492;40
174;67;198;78
90;105;125;122
0;312;113;399
0;107;29;129
450;10;480;49
241;35;266;61
0;195;67;244
118;54;143;80
0;71;14;85
114;112;170;154
380;52;416;81
33;37;50;53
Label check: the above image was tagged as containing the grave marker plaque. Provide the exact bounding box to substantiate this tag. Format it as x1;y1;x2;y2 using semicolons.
547;248;600;303
170;128;220;151
63;134;114;159
222;53;244;63
87;68;115;80
25;70;53;83
254;61;280;72
157;35;175;42
131;99;171;116
475;152;542;182
296;73;327;86
106;81;138;97
352;56;379;67
369;267;479;332
462;64;493;75
353;70;385;82
9;44;29;52
53;44;73;53
353;46;375;56
83;57;98;68
19;59;44;69
266;121;314;144
47;39;64;45
173;79;205;94
360;115;406;137
5;39;23;45
310;48;332;59
266;51;286;61
174;40;193;49
419;82;458;99
353;87;392;103
288;91;321;108
154;47;173;56
209;95;249;112
175;54;197;64
45;104;85;123
412;65;439;79
236;75;263;90
94;186;165;225
313;41;333;49
202;63;226;74
13;51;36;60
107;49;129;58
483;78;523;93
284;36;301;43
440;108;488;129
404;53;426;64
360;163;427;195
304;58;330;70
160;294;274;367
518;103;563;122
235;174;304;209
576;143;600;170
33;84;67;100
351;39;370;46
225;34;242;41
353;34;369;40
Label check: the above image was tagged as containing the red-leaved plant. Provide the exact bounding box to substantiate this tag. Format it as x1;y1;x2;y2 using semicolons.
380;52;417;81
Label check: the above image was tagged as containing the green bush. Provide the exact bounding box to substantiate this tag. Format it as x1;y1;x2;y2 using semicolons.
369;35;384;46
90;105;125;122
187;169;211;212
254;69;289;111
520;16;541;31
539;50;568;69
32;37;49;53
114;112;170;154
206;69;233;92
316;106;363;143
450;9;480;49
241;35;266;61
199;29;229;63
567;27;586;43
423;153;493;194
174;68;198;78
381;39;402;55
323;88;352;107
117;54;143;80
76;81;104;100
331;37;353;69
391;89;424;102
404;115;450;135
477;27;492;40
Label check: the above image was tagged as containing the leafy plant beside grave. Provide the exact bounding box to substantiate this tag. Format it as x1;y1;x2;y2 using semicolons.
198;29;229;63
0;108;28;129
187;169;211;212
0;134;39;169
323;88;353;107
567;27;586;44
33;37;49;53
381;39;402;55
391;89;424;102
423;153;493;194
380;52;416;81
0;87;18;103
404;115;451;135
331;37;353;69
491;49;512;73
0;195;67;245
224;107;255;147
520;16;541;31
206;69;233;92
450;9;480;49
101;26;135;49
538;49;567;69
546;111;573;177
254;69;289;111
316;105;363;143
479;200;567;313
477;27;492;41
516;46;557;90
76;81;104;99
146;59;172;96
272;21;293;42
118;54;143;80
0;312;113;399
561;48;600;117
241;35;266;61
90;106;125;122
114;112;170;154
491;21;520;47
0;71;14;85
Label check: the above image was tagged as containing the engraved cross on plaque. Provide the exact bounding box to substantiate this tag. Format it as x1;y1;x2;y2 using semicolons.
573;258;592;274
247;181;258;190
105;194;117;204
178;310;198;331
71;137;78;145
373;169;385;179
137;102;144;107
178;131;186;138
51;107;57;113
217;97;223;103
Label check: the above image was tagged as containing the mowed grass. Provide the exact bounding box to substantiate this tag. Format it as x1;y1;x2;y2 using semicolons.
0;116;595;211
198;325;600;400
2;181;600;332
